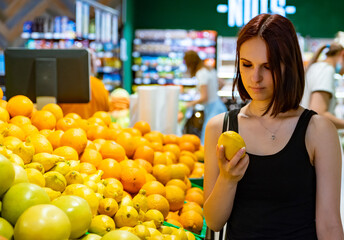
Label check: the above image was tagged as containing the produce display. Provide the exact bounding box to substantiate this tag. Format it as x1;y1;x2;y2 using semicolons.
0;92;205;240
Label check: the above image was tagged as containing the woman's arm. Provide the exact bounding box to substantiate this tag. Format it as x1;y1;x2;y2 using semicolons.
203;114;249;231
309;91;344;129
306;115;344;239
186;84;208;108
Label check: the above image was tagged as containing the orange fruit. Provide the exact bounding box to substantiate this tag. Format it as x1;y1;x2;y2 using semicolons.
164;151;177;164
53;146;79;160
47;130;64;149
120;166;146;194
64;113;81;120
92;111;112;126
6;95;33;117
150;142;163;152
78;162;97;175
166;179;187;193
179;134;201;150
93;139;106;151
141;180;166;197
26;133;53;154
87;125;107;141
56;117;79;131
152;164;171;185
42;103;63;121
147;194;170;218
98;158;121;179
0;107;9;122
163;144;180;159
144;131;163;144
122;127;142;137
134;159;153;173
165;185;185;211
179;210;203;234
133;145;154;164
103;128;120;141
80;148;103;167
99;141;126;162
9;116;31;126
178;155;195;172
185;190;204;207
187;187;203;195
166;211;180;222
20;124;39;137
115;131;137;158
163;134;179;145
166;219;183;228
153;152;173;166
0;87;3;99
7;123;26;140
60;128;88;155
0;100;7;109
31;110;56;130
180;151;198;162
180;202;203;216
85;140;98;150
39;129;53;138
170;163;187;180
75;119;91;132
119;159;139;169
178;141;196;152
108;122;122;130
87;117;106;127
145;173;156;182
133;121;151;135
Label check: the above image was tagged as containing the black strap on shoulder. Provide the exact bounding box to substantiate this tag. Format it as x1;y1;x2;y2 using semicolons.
222;108;240;133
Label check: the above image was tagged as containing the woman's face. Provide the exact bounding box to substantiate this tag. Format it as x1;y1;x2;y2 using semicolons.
239;37;274;103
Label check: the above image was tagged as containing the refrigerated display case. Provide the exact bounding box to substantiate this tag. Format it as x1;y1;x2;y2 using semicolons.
131;29;217;101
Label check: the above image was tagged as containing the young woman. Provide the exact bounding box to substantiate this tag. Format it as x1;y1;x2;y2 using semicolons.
301;43;344;128
183;50;227;144
203;14;344;239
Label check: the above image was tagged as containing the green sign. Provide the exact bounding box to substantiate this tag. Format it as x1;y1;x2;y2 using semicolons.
133;0;344;38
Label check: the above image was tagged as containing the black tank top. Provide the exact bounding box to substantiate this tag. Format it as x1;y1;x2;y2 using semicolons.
223;108;317;240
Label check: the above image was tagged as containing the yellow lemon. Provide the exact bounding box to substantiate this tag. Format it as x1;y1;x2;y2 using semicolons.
217;131;246;160
25;168;45;187
88;214;116;236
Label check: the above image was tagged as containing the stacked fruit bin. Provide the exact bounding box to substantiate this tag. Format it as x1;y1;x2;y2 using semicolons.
0;92;206;240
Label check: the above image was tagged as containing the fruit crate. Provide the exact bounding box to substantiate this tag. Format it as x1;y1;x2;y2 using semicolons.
163;219;207;240
190;178;204;188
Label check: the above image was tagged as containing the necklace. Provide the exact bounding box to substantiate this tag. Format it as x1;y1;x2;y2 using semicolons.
247;105;283;141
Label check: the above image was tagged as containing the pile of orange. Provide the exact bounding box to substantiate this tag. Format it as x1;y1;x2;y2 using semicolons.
0;94;206;236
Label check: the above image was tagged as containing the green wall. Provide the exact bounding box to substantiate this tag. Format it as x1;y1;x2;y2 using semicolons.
132;0;344;38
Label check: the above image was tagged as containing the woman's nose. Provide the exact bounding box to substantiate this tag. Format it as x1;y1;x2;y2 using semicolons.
252;67;263;83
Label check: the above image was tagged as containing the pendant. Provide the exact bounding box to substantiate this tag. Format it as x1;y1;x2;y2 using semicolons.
271;134;276;140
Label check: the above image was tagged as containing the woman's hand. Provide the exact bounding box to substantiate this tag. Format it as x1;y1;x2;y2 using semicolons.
217;145;249;182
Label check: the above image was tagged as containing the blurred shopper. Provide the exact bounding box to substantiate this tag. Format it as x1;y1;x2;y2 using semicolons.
204;14;344;239
59;49;110;119
183;50;227;144
301;43;344;128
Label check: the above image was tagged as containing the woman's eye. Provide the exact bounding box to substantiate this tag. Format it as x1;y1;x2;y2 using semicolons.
264;65;270;70
242;63;251;67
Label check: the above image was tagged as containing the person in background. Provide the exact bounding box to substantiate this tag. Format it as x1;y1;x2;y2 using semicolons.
59;49;110;119
203;14;343;239
301;43;344;128
183;50;227;144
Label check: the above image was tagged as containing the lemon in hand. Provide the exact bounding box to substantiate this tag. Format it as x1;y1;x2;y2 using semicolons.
218;131;246;160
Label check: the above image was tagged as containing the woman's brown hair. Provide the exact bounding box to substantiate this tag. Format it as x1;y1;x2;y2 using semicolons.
233;14;304;116
183;50;204;77
306;43;343;71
